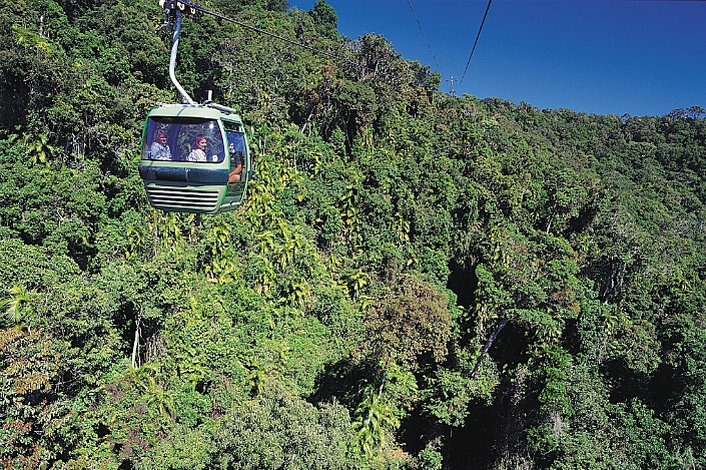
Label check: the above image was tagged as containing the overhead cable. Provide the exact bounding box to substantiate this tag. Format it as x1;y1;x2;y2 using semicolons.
405;0;440;71
163;0;373;74
458;0;492;87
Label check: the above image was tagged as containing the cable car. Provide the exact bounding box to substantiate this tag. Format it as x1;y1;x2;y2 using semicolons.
138;2;251;214
139;103;251;213
142;0;360;213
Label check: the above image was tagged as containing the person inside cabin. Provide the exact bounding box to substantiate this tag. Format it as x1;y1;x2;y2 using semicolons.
150;128;172;160
228;140;244;182
187;135;208;162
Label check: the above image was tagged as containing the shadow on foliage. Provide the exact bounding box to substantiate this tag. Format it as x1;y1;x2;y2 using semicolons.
601;358;652;405
308;357;380;408
447;260;478;309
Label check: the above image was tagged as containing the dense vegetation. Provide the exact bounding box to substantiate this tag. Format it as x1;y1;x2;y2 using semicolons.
1;0;705;468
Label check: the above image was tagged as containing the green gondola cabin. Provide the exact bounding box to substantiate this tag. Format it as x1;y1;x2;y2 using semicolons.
138;103;251;213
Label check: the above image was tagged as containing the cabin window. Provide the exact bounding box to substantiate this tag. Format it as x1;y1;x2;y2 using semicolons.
142;117;225;163
224;130;246;186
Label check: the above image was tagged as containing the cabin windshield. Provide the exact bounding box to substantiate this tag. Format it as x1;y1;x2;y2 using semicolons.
142;117;225;163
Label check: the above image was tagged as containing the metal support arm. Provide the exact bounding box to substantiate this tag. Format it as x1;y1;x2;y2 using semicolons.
169;9;195;105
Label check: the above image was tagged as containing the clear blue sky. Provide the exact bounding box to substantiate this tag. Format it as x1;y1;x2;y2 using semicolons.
288;0;706;117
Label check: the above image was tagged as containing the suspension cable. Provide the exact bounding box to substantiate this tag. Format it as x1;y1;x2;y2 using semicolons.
405;0;439;71
458;0;492;87
161;0;371;74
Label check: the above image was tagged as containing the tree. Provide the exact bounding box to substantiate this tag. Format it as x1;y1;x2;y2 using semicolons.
310;0;338;37
0;328;68;468
360;273;452;372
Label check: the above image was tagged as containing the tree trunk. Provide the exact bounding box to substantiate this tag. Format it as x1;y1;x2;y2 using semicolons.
131;316;141;368
377;369;387;401
471;318;508;379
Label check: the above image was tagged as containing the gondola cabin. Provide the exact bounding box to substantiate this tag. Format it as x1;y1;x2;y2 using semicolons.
139;103;251;213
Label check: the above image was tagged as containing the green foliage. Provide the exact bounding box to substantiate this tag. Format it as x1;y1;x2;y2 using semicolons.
0;284;38;327
211;385;357;469
0;328;69;469
310;0;338;37
411;443;443;470
350;386;401;462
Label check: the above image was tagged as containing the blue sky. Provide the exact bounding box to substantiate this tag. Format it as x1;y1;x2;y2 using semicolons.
288;0;706;117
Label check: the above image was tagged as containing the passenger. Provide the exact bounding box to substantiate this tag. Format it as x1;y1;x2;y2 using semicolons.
150;129;172;160
228;141;244;182
187;135;208;162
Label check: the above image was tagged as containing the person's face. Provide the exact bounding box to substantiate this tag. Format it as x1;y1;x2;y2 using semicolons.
198;139;207;150
159;134;168;144
229;142;235;152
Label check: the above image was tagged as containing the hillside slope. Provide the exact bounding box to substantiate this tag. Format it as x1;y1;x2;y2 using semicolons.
1;1;705;468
